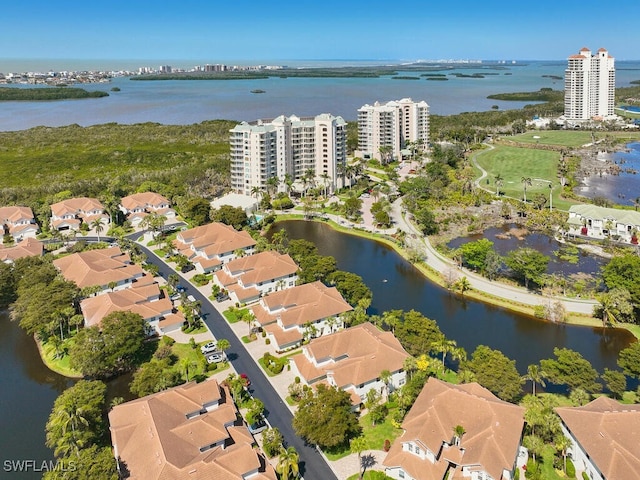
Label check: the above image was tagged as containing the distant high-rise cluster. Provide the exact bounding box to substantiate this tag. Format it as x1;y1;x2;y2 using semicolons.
564;47;615;122
230;114;347;196
357;98;430;163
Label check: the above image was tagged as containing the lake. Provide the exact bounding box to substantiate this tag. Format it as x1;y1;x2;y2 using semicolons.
274;220;633;374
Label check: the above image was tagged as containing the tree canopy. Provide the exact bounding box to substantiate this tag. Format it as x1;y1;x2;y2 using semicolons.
69;311;148;378
602;254;640;318
504;247;549;289
460;238;495;272
211;204;248;229
540;347;601;394
618;341;640;378
393;310;443;357
292;384;361;449
463;345;523;402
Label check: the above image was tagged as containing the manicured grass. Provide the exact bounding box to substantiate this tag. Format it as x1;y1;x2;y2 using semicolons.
171;341;228;379
38;336;83;378
181;323;209;335
223;307;251;324
257;355;289;377
510;131;596;147
347;472;394;480
324;407;403;461
475;145;576;210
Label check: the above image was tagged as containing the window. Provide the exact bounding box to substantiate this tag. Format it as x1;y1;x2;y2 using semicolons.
399;471;405;479
408;443;413;453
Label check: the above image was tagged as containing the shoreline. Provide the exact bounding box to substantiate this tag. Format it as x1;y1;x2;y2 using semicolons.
274;214;640;339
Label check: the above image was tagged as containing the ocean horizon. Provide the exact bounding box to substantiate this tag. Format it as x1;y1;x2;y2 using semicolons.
1;59;639;132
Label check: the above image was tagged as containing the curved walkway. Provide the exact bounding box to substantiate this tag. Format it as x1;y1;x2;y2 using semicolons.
389;198;598;315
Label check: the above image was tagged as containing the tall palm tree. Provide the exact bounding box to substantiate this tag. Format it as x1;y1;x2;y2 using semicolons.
320;172;331;198
521;176;532;203
276;446;300;480
47;403;90;457
90;218;104;241
494;174;504;196
350;436;367;480
431;335;457;367
555;435;571;475
455;276;471;295
523;364;546;397
251;185;263;202
379;369;392;399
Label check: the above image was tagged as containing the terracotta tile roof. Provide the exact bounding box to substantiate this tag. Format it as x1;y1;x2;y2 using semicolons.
555;397;640;480
383;378;525;480
53;246;144;289
0;238;44;263
251;281;352;328
8;223;39;235
291;352;326;383
80;281;172;327
109;381;276;480
296;322;409;389
569;54;586;59
159;312;185;330
0;206;36;225
176;222;256;257
51;218;81;229
50;197;105;217
224;251;298;286
120;192;171;211
263;324;303;348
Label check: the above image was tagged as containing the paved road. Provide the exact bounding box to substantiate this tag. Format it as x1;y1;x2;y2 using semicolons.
134;241;337;480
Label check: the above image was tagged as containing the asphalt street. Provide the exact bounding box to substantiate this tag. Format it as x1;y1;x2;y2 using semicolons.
135;241;337;480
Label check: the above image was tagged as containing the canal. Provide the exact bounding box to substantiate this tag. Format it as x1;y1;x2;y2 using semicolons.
274;220;634;373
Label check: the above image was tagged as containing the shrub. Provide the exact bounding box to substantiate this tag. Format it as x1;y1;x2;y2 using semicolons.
161;335;175;346
192;273;210;286
295;376;300;384
566;459;576;478
153;344;174;362
207;362;218;372
265;338;271;345
189;337;196;349
582;473;588;480
383;439;391;452
261;330;267;338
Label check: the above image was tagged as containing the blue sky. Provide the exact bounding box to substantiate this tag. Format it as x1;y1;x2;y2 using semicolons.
2;0;638;63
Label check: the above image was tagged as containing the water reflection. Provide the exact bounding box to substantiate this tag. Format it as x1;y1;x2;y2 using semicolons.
274;220;634;373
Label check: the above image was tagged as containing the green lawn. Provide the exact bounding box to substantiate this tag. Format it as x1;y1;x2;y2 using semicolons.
223;307;251;324
510;131;596;147
475;145;575;211
171;341;229;379
324;407;403;461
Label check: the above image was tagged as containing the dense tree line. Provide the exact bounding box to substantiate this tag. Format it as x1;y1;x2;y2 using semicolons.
0;87;109;101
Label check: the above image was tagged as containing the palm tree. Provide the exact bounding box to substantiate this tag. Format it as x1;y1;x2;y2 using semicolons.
276;446;300;480
216;338;230;361
523;364;546;397
47;403;91;457
403;356;417;380
266;176;279;196
320;172;330;198
180;358;194;382
251;185;263;203
555;435;571;475
350;436;367;480
494;174;504;196
521;176;532;203
379;369;392;399
452;425;466;446
455;276;471;295
90;218;104;241
431;335;457;368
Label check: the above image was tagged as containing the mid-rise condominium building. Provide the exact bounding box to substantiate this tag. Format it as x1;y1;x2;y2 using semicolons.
230;114;347;196
564;47;615;122
357;98;429;163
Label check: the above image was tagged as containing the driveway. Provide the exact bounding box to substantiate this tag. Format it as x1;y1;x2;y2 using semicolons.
134;241;338;480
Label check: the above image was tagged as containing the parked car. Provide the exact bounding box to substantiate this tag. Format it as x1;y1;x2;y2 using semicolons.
176;284;186;293
181;264;195;273
205;350;225;364
248;417;267;435
200;342;217;354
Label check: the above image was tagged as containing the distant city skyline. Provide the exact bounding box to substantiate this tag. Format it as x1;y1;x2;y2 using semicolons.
2;1;638;65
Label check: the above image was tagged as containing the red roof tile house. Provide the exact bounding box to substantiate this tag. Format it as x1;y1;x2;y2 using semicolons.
0;206;39;243
0;237;44;263
108;380;277;480
53;246;144;292
251;281;352;351
119;192;176;228
383;378;526;480
80;281;183;334
50;197;109;232
174;222;256;273
292;322;409;407
555;397;640;480
213;251;298;305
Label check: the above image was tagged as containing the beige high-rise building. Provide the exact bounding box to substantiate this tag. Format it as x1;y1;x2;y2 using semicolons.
357;98;429;163
564;47;615;122
230;114;347;196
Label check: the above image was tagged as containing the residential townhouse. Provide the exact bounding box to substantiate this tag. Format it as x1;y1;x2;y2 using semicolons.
555;396;640;480
567;204;640;244
384;377;526;480
53;246;144;291
108;380;277;480
0;237;44;263
250;281;353;351
50;197;109;232
0;206;39;243
292;322;409;407
213;250;298;304
174;222;257;274
119;191;176;228
80;280;183;334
